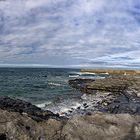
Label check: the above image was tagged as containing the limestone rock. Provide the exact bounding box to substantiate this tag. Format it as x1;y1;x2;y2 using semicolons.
62;113;140;140
1;108;140;140
0;108;65;140
69;76;140;94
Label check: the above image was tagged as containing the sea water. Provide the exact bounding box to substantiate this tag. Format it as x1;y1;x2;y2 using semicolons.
0;68;106;114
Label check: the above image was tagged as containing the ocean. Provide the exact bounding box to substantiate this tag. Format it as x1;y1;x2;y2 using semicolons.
0;68;106;115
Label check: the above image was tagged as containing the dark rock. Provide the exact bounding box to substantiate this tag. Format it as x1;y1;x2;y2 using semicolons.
103;93;140;115
84;105;89;108
0;134;7;140
0;96;60;121
69;79;95;93
83;103;87;106
77;106;80;109
68;110;73;113
86;112;92;115
69;76;140;115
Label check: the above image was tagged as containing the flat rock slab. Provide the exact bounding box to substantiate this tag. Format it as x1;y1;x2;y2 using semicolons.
86;76;140;93
69;76;140;94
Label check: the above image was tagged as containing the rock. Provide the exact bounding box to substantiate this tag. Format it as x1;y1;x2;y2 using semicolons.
77;106;80;109
69;75;140;94
0;108;66;140
61;113;140;140
83;103;87;106
1;108;140;140
86;112;92;115
69;75;140;115
84;105;89;108
80;69;140;75
0;96;60;121
103;93;140;115
69;79;95;92
0;75;140;139
1;96;140;139
0;134;7;140
68;110;73;113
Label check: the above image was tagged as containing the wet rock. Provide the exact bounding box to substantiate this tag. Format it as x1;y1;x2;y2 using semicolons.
103;93;140;115
0;96;60;121
69;79;95;92
69;75;140;115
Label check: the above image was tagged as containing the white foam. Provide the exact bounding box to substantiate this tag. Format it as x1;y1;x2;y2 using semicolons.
69;75;79;78
48;82;62;87
36;101;52;108
60;107;70;113
69;72;96;76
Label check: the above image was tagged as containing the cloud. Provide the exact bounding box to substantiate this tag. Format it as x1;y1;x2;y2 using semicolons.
0;0;140;69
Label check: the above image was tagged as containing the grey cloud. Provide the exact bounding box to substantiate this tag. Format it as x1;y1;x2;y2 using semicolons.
0;0;140;68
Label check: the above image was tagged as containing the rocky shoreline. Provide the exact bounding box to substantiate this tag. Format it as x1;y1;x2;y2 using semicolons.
0;75;140;139
68;75;140;116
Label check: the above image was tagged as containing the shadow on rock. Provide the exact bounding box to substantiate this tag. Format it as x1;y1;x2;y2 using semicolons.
123;123;140;140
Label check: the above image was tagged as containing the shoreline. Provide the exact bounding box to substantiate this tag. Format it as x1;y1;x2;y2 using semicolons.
0;74;140;139
81;68;140;75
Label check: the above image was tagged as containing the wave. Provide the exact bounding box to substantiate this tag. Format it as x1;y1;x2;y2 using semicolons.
36;92;110;117
48;82;64;87
69;72;96;76
69;72;97;79
69;71;109;80
36;101;52;108
69;74;80;78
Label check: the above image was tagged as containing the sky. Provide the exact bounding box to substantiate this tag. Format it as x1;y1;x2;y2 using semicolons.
0;0;140;69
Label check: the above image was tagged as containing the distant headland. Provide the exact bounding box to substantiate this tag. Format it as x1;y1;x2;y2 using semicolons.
81;69;140;75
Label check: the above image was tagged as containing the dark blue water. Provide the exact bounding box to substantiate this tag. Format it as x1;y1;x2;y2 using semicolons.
0;68;79;102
